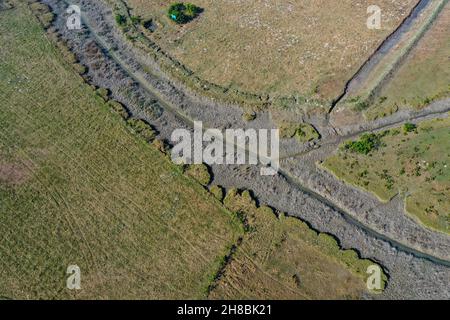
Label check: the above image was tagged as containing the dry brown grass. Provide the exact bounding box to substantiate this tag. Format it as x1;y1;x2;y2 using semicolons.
126;0;419;102
0;158;33;186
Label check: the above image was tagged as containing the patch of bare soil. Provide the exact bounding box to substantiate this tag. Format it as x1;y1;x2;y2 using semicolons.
0;160;31;186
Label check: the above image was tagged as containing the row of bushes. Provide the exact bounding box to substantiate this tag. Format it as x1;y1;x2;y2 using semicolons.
30;2;90;78
215;187;388;292
30;0;221;204
31;5;161;154
93;86;161;144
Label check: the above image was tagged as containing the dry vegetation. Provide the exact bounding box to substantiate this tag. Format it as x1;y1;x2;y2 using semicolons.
209;189;386;299
122;0;419;104
337;0;449;120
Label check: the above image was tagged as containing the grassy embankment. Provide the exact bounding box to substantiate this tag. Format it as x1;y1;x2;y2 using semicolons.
209;190;387;299
342;0;449;120
368;2;450;119
323;118;450;234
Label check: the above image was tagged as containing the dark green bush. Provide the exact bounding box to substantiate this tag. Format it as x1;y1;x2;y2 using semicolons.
355;100;369;111
168;2;202;24
115;14;127;26
126;118;157;142
130;15;141;25
108;101;129;120
403;123;417;134
345;133;383;155
210;185;224;201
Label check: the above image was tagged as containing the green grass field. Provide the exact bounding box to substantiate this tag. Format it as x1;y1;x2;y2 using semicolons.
322;118;450;234
0;2;384;299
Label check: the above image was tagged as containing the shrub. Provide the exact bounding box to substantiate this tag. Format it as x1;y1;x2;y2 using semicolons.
108;101;129;120
403;123;417;134
72;63;87;75
152;139;168;154
295;124;320;142
242;111;256;122
55;41;77;64
130;15;141;25
96;88;110;101
280;123;320;142
185;163;211;186
168;2;202;24
355;101;369;111
345;133;383;155
210;185;224;202
115;14;127;26
38;12;54;28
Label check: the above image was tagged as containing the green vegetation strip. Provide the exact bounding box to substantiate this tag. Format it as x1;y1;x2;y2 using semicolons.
208;189;387;299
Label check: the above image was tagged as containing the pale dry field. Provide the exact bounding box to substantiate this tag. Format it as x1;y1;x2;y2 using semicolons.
125;0;419;101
